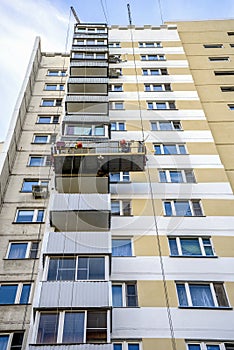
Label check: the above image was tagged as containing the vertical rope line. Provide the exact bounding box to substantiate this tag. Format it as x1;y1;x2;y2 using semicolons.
158;0;164;25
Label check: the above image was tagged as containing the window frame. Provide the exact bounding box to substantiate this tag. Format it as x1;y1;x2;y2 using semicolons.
65;124;108;137
186;342;234;350
154;144;187;155
176;282;230;308
112;238;133;257
111;121;126;131
112;282;138;307
108;42;121;48
6;241;39;259
0;332;24;350
147;101;176;110
14;209;45;223
109;172;130;183
151;120;182;131
28;155;50;167
0;283;31;305
159;169;196;183
109;102;124;110
203;44;223;48
35;310;109;344
142;68;168;76
168;237;215;257
44;84;65;91
209;57;230;62
163;200;203;217
41;99;62;107
45;255;108;281
36;115;59;124
109;84;123;92
139;41;161;48
111;200;132;216
47;70;66;76
21;179;49;193
228;104;234;110
73;39;107;46
141;54;165;61
72;52;107;60
145;83;171;92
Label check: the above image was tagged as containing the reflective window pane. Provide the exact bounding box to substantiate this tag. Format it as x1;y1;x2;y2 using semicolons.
19;284;31;304
112;285;123;307
22;180;39;192
63;312;84;343
0;335;9;350
169;238;179;256
170;171;183;183
0;285;17;304
8;243;27;259
112;239;132;256
37;313;59;344
189;284;214;307
16;210;34;223
174;201;192;216
180;239;202;256
176;284;188;306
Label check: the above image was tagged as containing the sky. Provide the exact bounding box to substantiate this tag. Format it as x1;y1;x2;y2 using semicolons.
0;0;233;141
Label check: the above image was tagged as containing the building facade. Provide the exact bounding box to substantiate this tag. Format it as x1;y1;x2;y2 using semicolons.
0;19;234;350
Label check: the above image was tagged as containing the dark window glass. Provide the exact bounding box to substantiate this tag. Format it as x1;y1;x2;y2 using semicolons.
29;242;39;259
86;311;107;343
62;312;84;343
77;257;105;280
37;313;59;344
112;285;123;307
8;243;27;259
214;283;229;307
112;239;132;256
126;284;138;307
0;285;17;304
0;336;9;350
10;332;24;350
19;284;31;304
168;238;179;256
47;258;76;281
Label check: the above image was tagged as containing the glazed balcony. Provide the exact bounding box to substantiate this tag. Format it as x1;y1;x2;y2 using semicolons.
65;95;108;115
29;345;112;350
67;77;108;95
52;140;146;175
70;61;108;77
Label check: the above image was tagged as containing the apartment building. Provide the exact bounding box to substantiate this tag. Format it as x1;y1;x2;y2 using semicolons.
0;18;234;350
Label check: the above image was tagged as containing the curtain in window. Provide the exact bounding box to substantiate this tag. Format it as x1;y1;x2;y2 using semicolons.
189;284;215;307
174;201;192;216
112;239;132;256
37;313;59;344
63;312;84;343
112;285;123;307
176;284;188;306
180;239;201;256
8;243;27;259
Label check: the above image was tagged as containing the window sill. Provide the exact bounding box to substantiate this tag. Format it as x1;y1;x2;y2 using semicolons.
112;255;136;258
178;306;232;310
154;154;188;156
3;258;39;261
159;181;196;184
148;108;178;111
111;215;134;217
151;129;183;132
111;130;127;132
163;215;206;218
110;181;131;184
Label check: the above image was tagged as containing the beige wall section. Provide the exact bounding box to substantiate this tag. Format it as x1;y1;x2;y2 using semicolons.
213;237;234;257
138;280;178;307
171;83;196;91
176;100;202;109
225;282;234;306
166;54;187;60
181;120;209;130
172;19;234;192
124;83;144;92
194;168;229;183
202;199;234;216
186;142;218;155
163;41;183;47
142;338;186;350
122;67;142;75
134;235;169;256
132;198;163;216
168;67;191;75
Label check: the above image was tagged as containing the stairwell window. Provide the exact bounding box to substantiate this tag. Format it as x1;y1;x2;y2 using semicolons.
164;200;203;217
209;57;230;61
176;282;229;308
159;169;195;183
151;121;182;131
0;283;31;304
142;68;168;76
112;239;132;257
44;84;64;91
154;144;187;155
147;101;176;110
203;44;223;48
0;333;24;350
141;54;165;61
46;256;106;281
41;99;62;107
168;237;214;257
7;241;39;259
111;200;131;216
36;310;107;344
47;70;66;76
15;209;45;223
214;71;234;76
112;282;138;307
221;86;234;92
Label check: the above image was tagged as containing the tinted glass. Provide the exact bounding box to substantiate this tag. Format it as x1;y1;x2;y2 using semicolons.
19;284;31;304
16;210;34;222
180;238;201;255
112;285;123;307
37;313;59;344
0;285;17;304
112;239;132;256
8;243;27;259
63;312;84;343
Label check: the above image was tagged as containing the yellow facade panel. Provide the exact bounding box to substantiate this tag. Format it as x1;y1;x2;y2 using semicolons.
216;145;234;169
162;41;183;47
209;122;234;144
176;100;203;109
213;237;234;257
202;199;234;216
202;103;234;122
187;142;218;155
168;67;191;75
181;120;209;130
166;54;187;60
194;168;229;183
143;338;186;350
123;83;145;92
132;199;163;216
134;235;169;256
138;280;177;307
122;67;142;75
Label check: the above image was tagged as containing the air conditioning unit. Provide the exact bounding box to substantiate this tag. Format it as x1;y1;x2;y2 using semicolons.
32;185;49;199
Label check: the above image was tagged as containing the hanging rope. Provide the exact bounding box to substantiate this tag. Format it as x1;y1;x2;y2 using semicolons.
126;4;177;350
100;0;109;24
158;0;164;25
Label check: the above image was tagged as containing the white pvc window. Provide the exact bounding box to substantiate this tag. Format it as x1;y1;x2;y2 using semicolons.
159;169;195;183
7;241;39;259
142;68;168;76
139;42;162;48
15;209;45;223
163;200;203;216
147;101;176;110
44;84;64;91
141;54;165;61
168;237;214;256
151;121;181;130
145;84;171;92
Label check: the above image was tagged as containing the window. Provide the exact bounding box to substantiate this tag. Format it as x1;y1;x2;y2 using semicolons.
21;179;49;193
168;237;214;256
0;332;24;350
109;102;124;110
228;104;234;110
151;121;182;131
36;311;107;344
203;44;223;48
109;42;121;48
147;101;176;110
141;54;165;61
111;122;126;131
139;41;161;48
47;70;66;76
221;86;234;92
209;57;229;61
159;169;195;183
0;283;31;304
41;99;62;107
47;256;105;281
176;282;229;308
227;32;234;36
109;85;123;92
65;125;106;137
154;144;187;155
111;200;131;216
164;200;203;216
28;155;51;167
112;283;138;307
142;68;168;76
7;242;39;259
230;44;234;48
109;172;130;182
112;239;132;256
72;52;107;60
37;115;59;124
114;343;140;350
145;84;171;92
15;209;45;223
45;84;64;91
73;39;106;46
214;71;234;75
187;342;234;350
